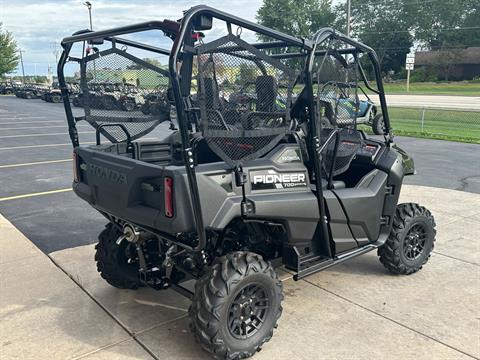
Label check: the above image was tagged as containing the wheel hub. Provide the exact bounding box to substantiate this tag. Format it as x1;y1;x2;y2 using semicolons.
403;224;427;260
228;284;269;339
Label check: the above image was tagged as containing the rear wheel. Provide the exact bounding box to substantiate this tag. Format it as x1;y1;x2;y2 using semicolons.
372;114;386;135
140;103;151;115
378;203;436;275
189;252;283;360
122;99;136;111
51;94;62;103
101;96;117;110
94;223;142;289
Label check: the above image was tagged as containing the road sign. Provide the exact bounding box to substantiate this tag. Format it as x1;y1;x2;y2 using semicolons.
406;53;415;64
405;53;415;92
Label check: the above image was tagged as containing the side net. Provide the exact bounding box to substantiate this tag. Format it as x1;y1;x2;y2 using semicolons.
195;34;298;168
314;48;362;129
76;48;171;142
314;44;363;177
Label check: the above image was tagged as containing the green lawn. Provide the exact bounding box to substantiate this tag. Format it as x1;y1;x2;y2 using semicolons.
382;81;480;96
361;107;480;144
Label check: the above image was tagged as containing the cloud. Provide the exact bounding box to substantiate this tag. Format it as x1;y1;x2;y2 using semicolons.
1;0;262;75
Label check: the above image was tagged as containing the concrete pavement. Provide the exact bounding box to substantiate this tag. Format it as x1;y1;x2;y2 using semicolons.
1;184;479;360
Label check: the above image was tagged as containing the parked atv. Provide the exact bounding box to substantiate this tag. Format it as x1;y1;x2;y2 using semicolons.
15;83;48;99
140;86;170;116
318;81;386;134
73;82;120;109
59;7;436;359
0;81;17;95
117;83;145;111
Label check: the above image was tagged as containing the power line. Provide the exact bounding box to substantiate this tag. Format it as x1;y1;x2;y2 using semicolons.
370;45;480;51
360;26;480;35
351;0;456;9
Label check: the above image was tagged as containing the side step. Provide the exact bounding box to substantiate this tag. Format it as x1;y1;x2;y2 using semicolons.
293;245;378;281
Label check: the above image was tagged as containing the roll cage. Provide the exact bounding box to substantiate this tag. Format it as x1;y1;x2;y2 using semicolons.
58;5;393;252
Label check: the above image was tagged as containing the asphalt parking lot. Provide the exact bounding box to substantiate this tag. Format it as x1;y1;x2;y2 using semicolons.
1;95;479;360
0;96;172;253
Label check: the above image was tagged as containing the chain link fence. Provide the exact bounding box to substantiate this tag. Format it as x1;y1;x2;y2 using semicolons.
379;107;480;143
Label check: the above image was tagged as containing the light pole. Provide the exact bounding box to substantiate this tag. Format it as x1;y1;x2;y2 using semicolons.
18;49;26;84
84;1;93;30
346;0;351;37
83;1;96;77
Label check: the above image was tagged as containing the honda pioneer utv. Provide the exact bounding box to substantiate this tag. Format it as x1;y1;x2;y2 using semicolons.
58;6;436;359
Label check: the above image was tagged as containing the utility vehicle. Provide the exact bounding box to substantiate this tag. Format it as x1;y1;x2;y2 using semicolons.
42;82;80;103
0;81;17;95
15;83;49;99
119;83;146;111
318;81;386;134
59;6;436;359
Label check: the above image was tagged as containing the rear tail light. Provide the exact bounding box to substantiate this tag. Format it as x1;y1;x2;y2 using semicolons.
164;177;174;218
73;151;80;182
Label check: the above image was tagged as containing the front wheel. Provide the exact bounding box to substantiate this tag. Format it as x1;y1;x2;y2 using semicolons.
378;203;436;275
372;114;386;135
189;252;283;360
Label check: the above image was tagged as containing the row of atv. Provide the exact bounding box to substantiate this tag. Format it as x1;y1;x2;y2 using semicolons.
72;81;166;115
6;82;80;103
40;82;80;103
14;84;50;99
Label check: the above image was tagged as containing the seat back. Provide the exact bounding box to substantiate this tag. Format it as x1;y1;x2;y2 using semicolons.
202;77;221;110
256;75;277;112
321;128;362;179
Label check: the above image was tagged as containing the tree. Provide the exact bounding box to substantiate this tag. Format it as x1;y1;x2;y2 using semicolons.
335;0;414;76
126;57;162;70
0;23;19;78
410;0;480;50
237;63;257;84
257;0;336;39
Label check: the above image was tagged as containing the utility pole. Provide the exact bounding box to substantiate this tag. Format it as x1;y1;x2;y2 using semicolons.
18;49;26;84
345;0;352;82
52;42;60;64
346;0;351;37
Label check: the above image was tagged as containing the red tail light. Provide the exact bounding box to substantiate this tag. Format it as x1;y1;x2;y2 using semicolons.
164;177;174;218
73;151;79;182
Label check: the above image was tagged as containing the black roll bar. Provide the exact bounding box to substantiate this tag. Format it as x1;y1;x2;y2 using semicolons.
309;28;393;142
107;36;171;56
57;41;79;147
169;5;311;252
61;20;180;45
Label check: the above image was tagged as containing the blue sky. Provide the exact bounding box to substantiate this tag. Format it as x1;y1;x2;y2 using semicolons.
1;0;263;76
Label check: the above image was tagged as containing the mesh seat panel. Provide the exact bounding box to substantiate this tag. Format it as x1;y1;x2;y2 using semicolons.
195;34;297;167
79;49;171;142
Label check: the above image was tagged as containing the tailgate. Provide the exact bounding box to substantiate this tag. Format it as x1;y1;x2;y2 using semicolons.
73;147;195;234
